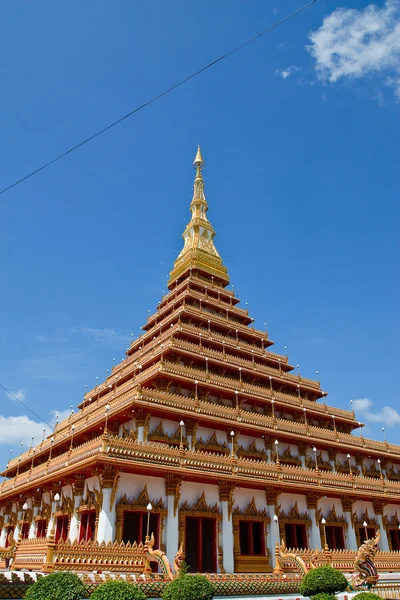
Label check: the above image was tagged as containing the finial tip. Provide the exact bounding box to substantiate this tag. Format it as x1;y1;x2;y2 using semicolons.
193;144;204;168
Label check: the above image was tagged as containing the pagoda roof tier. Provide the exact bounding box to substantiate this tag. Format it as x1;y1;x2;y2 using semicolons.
143;287;253;331
1;370;365;481
128;322;280;367
2;431;400;505
140;304;270;349
167;337;322;394
158;274;240;308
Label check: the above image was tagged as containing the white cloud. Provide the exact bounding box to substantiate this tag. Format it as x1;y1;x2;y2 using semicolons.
307;0;400;98
50;408;72;426
10;388;27;402
72;326;131;346
277;65;301;79
0;415;45;446
351;397;400;427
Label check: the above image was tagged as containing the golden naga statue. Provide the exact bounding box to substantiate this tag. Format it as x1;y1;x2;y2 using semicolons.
0;530;17;564
349;530;380;590
276;531;380;591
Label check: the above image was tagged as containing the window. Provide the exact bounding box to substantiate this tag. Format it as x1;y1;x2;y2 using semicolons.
325;525;345;550
359;527;376;544
21;523;30;539
239;521;265;555
4;527;14;548
185;516;217;573
55;515;69;542
36;519;47;538
79;510;96;542
122;511;160;547
390;529;400;551
284;523;308;549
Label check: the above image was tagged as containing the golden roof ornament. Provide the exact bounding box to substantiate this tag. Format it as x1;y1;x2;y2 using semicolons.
168;145;229;288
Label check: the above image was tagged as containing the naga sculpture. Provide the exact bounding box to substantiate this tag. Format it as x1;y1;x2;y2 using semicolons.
144;533;174;579
349;530;380;590
276;540;320;575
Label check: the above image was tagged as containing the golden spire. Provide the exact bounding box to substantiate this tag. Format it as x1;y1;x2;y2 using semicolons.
168;146;229;288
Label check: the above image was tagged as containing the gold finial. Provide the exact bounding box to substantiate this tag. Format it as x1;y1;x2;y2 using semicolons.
193;145;204;169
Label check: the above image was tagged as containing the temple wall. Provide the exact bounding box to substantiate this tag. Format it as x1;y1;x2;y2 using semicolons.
180;480;219;506
318;496;343;515
149;417;179;436
352;500;374;516
278;493;308;513
233;487;265;511
384;504;399;519
196;425;227;444
117;472;166;504
236;434;264;451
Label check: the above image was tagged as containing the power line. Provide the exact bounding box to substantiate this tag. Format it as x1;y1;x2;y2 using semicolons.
0;0;316;197
0;382;53;429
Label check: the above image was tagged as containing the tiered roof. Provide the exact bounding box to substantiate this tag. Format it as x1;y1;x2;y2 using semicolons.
1;147;399;504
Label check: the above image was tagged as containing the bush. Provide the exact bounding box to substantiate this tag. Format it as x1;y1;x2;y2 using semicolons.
24;572;87;600
162;573;215;600
353;594;383;600
300;566;348;597
312;593;337;600
90;580;146;600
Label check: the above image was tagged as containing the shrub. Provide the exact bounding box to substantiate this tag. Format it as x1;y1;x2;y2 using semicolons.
162;573;215;600
312;593;337;600
24;571;87;600
353;594;383;600
300;566;348;597
90;580;146;600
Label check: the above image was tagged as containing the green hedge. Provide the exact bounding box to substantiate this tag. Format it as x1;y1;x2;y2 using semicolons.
24;572;87;600
89;580;146;600
300;566;348;597
311;593;337;600
353;593;383;600
162;573;215;600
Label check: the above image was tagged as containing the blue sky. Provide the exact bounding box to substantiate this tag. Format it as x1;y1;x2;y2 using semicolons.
1;0;399;470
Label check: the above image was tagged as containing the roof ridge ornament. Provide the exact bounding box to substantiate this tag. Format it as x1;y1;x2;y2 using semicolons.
168;146;229;289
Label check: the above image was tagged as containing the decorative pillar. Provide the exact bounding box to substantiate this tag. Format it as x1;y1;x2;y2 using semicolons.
29;492;41;539
306;493;321;549
298;442;307;469
342;498;357;550
69;475;84;542
165;475;182;568
264;438;272;463
265;486;279;568
96;467;119;543
373;501;389;551
136;410;151;443
47;490;59;538
328;448;336;472
219;482;235;574
185;421;197;451
0;515;7;546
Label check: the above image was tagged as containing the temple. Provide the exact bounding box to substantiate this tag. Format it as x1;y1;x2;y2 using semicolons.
1;147;400;576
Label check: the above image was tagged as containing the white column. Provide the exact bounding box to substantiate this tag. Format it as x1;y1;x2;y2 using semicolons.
137;426;144;443
47;502;57;538
29;507;38;539
97;487;116;543
68;494;82;542
344;512;357;550
309;508;321;549
14;511;21;540
376;514;390;551
165;495;179;567
266;504;279;567
220;499;234;573
0;518;8;546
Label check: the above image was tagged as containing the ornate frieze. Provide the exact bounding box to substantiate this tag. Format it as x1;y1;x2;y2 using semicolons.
195;431;229;455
